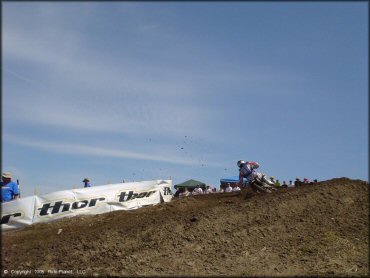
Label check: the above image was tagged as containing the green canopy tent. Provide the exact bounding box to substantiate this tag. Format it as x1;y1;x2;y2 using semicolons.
174;179;206;191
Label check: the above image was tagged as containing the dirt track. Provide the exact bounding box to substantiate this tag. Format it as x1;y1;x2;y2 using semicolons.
2;178;369;276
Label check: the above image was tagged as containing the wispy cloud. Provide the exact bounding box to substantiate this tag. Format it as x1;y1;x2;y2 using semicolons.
3;3;306;148
3;12;215;138
4;25;305;142
3;68;34;83
4;133;224;167
3;86;212;139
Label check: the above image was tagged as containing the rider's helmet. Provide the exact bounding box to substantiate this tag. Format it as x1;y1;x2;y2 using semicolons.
237;160;246;168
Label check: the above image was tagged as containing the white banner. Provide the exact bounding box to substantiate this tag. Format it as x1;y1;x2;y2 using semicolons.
1;196;35;231
1;180;172;232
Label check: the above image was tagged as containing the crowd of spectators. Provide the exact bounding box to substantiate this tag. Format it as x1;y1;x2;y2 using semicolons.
173;176;320;198
174;182;242;198
293;177;318;186
2;170;319;203
269;176;318;188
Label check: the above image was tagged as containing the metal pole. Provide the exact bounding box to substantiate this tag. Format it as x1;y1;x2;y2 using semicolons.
17;179;21;198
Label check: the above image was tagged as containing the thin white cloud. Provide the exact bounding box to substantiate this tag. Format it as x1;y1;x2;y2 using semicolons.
4;134;224;167
3;27;304;142
3;68;34;83
4;25;205;99
3;5;306;99
3;3;306;145
3;86;210;139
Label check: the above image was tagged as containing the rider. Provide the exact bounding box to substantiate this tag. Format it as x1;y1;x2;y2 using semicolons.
237;160;273;187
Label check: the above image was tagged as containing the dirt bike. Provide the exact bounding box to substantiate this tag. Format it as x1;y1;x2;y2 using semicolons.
245;172;275;194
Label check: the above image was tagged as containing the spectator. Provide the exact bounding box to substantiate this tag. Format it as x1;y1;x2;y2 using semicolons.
313;179;318;185
205;185;213;194
295;177;302;186
192;184;204;195
174;188;181;197
83;178;92;188
225;183;233;193
232;184;241;192
1;172;20;202
179;188;190;198
270;176;275;184
303;178;310;184
274;179;281;188
289;180;293;187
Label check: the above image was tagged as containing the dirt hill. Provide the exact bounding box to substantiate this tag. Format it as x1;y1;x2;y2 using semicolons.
2;178;369;276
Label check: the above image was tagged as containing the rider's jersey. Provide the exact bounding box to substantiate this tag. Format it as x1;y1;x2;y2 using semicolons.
239;161;259;184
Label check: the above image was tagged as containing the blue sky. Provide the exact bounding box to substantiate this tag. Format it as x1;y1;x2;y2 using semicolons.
3;2;368;197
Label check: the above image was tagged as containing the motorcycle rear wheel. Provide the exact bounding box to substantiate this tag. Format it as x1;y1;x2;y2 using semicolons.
251;182;272;193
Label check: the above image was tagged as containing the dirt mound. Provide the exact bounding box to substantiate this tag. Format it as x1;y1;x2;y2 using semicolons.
2;178;369;276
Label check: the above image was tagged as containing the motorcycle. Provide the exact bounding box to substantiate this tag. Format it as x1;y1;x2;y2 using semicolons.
245;171;275;194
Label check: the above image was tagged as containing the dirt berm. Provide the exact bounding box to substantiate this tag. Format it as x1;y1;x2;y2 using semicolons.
2;178;369;277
